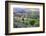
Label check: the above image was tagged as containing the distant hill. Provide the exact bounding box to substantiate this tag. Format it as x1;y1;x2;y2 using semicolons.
13;8;39;17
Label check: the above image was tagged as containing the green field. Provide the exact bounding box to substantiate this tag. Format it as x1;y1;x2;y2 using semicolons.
20;18;39;26
14;17;39;28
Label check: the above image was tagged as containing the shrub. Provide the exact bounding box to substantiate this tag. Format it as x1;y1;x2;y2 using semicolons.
29;20;35;25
